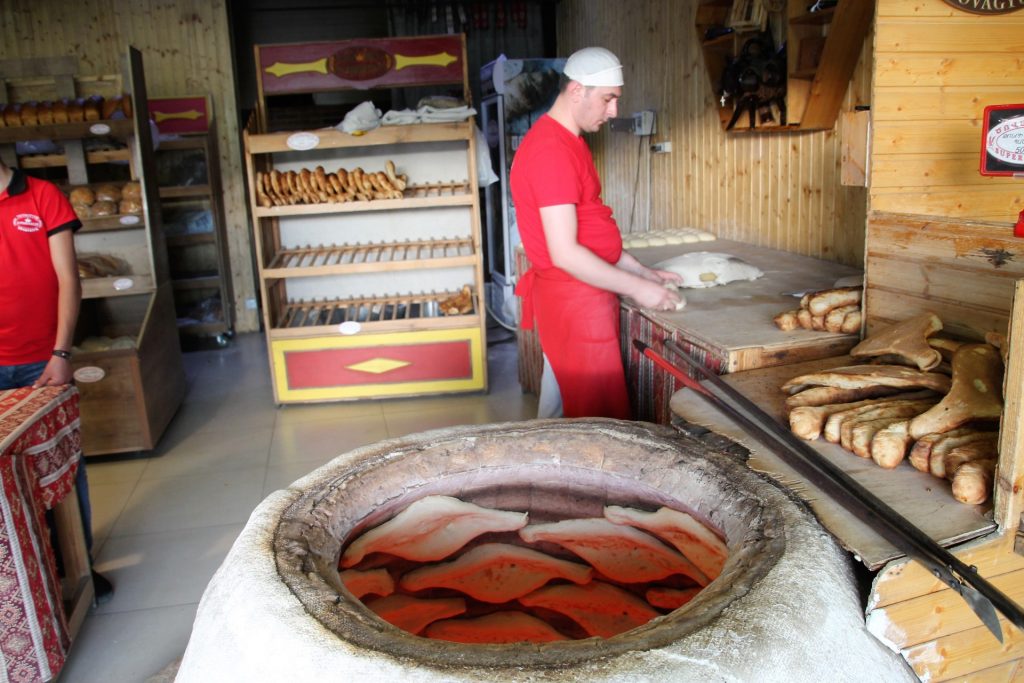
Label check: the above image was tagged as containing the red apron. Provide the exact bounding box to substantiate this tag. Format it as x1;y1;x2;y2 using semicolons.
517;268;631;419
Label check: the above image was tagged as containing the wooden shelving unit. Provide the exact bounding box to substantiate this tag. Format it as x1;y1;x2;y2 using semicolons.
0;48;186;456
149;96;234;345
695;0;873;132
245;34;487;404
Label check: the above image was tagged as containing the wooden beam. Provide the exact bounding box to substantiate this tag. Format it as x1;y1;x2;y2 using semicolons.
869;534;1023;609
995;279;1024;534
903;617;1024;681
799;0;874;130
868;567;1024;649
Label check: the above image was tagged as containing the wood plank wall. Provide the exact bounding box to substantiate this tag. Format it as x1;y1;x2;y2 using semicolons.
871;0;1024;222
557;0;873;267
0;0;258;332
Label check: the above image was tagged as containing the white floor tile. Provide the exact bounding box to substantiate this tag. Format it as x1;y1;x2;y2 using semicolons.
383;401;497;438
143;426;273;479
83;457;148;486
274;398;385;424
60;603;196;683
88;480;135;558
92;523;244;615
268;413;389;466
158;392;276;439
111;467;266;537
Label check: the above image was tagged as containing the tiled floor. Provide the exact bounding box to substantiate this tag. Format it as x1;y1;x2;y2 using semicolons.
59;329;535;682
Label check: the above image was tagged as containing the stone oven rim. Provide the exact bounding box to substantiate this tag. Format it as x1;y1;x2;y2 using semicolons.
272;419;787;670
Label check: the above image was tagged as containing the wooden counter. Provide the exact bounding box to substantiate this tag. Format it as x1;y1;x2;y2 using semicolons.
624;239;863;422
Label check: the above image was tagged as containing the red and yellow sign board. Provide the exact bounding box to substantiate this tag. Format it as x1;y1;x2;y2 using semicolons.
271;327;484;402
257;35;464;95
148;96;211;134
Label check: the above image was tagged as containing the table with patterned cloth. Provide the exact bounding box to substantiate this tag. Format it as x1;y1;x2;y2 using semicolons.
0;386;83;683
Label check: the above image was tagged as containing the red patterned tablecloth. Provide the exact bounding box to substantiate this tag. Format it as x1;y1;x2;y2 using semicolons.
0;386;82;683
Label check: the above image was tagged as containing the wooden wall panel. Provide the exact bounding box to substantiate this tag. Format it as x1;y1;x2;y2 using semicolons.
870;0;1024;222
0;0;258;331
557;0;873;268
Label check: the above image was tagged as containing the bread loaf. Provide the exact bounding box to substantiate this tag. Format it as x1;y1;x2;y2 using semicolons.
83;95;102;121
4;104;22;127
37;101;54;125
20;102;39;126
72;203;93;220
101;96;119;120
52;99;69;124
69;187;96;206
95;184;122;202
950;459;996;505
121;182;142;200
67;98;85;123
91;200;117;217
119;198;142;215
807;287;863;316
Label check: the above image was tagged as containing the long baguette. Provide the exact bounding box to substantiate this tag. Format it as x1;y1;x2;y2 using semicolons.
870;420;913;469
807;287;863;316
951;459;996;505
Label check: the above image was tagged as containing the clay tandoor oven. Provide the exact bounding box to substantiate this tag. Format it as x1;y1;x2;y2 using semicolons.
176;419;913;681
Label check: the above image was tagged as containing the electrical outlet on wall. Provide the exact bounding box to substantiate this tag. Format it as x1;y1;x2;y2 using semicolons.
633;110;656;136
609;117;635;133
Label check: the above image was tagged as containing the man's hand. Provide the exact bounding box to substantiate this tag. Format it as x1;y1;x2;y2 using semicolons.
651;268;683;285
630;278;682;311
32;357;73;388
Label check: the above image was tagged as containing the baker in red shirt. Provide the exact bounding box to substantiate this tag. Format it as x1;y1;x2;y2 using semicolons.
511;47;682;419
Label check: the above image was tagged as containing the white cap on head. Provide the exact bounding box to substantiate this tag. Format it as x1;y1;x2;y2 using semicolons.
563;47;623;87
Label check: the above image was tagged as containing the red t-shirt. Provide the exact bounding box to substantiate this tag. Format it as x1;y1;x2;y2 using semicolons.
510;114;623;271
0;170;81;364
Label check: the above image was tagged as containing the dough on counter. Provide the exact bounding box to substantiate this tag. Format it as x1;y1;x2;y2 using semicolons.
664;233;685;244
647;236;668;246
682;234;699;243
630;237;651;248
653;252;764;289
697;231;716;241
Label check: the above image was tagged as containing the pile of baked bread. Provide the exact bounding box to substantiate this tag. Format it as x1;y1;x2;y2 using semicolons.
69;182;143;219
77;253;130;279
774;286;862;333
255;161;408;207
0;94;132;127
783;312;1006;505
438;285;474;316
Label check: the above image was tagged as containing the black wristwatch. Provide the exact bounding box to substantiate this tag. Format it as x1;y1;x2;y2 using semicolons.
52;349;72;360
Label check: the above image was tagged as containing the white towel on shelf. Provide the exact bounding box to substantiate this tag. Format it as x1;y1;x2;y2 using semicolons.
380;108;421;126
418;104;476;122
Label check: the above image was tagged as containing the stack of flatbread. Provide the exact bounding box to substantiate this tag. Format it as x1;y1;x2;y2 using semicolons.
337;495;728;642
783;312;1006;505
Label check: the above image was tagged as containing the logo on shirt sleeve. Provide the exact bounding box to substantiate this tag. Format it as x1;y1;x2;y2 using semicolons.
13;213;44;232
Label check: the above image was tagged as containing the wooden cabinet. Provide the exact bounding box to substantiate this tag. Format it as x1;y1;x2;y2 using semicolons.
695;0;873;132
0;47;185;455
245;35;487;404
150;96;235;345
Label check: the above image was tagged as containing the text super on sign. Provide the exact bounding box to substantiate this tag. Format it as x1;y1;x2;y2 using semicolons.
981;104;1024;176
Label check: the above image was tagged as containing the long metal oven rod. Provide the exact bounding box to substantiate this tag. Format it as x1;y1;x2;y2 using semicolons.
636;338;1024;642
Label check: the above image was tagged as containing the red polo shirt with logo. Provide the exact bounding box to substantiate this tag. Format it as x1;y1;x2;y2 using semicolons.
0;169;81;364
